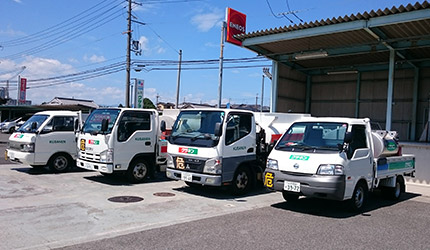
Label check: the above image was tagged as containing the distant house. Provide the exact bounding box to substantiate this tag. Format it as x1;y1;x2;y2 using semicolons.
41;97;99;111
157;102;176;110
179;102;216;109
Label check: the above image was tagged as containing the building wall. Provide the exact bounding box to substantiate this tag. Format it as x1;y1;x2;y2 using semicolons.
275;64;430;141
276;63;307;113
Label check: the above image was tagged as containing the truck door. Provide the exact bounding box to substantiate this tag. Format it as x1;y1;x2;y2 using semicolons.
345;124;373;197
222;112;256;182
113;111;155;167
35;116;76;163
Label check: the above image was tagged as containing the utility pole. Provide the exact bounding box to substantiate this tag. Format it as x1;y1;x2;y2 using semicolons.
175;50;182;109
218;22;226;108
125;0;132;108
261;75;265;112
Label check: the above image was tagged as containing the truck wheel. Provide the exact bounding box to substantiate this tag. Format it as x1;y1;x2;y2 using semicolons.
231;167;253;195
348;182;368;212
8;127;15;133
127;158;150;183
384;176;405;200
48;153;72;173
282;191;299;203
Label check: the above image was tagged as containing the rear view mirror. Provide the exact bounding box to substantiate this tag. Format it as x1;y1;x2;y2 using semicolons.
101;119;109;132
214;122;222;137
31;122;37;130
160;120;166;132
344;132;353;144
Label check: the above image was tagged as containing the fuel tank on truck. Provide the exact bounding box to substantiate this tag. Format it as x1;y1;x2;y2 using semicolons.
372;130;399;157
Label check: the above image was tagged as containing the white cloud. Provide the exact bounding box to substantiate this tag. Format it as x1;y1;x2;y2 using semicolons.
204;42;219;48
156;46;166;54
83;54;106;63
139;36;149;52
191;9;223;32
13;0;22;3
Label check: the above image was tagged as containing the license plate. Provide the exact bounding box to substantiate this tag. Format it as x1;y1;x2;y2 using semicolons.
284;181;300;192
84;162;92;169
181;172;192;182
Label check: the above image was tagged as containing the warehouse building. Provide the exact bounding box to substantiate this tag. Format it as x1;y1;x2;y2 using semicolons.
238;1;430;141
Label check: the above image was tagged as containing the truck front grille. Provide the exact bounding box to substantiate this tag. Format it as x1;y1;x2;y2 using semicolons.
79;151;101;161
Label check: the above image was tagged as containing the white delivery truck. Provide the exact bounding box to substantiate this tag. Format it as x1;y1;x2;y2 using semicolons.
76;108;178;183
164;108;309;194
264;117;415;211
6;110;82;172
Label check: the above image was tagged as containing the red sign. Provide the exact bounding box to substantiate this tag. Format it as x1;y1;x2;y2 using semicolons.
19;77;27;104
226;8;246;46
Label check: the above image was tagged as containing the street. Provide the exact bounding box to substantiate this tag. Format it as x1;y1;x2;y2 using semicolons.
1;133;430;249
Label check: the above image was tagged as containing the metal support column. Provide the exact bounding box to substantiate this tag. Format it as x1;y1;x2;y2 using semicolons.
305;75;311;113
411;67;420;140
270;61;278;113
217;22;226;108
355;72;361;118
386;49;395;131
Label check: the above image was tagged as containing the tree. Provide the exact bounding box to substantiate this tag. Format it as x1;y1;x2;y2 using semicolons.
143;98;156;109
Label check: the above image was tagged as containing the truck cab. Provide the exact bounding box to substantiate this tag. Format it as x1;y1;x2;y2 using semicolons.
264;117;415;211
165;108;309;194
76;108;165;183
6;110;80;172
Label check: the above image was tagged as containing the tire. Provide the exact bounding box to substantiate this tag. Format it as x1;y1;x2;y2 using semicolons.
282;191;299;203
230;166;253;195
48;153;72;173
384;176;405;200
8;127;15;133
348;182;368;212
126;158;150;183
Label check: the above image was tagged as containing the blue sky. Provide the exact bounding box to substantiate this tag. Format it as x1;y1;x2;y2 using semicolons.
0;0;417;106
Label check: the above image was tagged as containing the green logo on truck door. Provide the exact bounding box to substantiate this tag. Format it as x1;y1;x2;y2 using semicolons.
289;155;309;161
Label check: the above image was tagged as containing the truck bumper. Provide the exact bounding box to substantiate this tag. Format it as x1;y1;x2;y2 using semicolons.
76;158;113;173
264;170;346;201
6;149;39;165
166;168;222;186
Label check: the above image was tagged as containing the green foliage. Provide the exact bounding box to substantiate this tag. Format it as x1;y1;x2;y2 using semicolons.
143;98;156;109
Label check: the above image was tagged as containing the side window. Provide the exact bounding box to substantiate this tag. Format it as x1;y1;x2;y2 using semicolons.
118;112;151;142
225;113;252;145
49;116;75;132
347;125;367;159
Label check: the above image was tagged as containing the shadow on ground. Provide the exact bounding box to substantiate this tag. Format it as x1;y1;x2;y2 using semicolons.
270;191;420;219
83;171;174;186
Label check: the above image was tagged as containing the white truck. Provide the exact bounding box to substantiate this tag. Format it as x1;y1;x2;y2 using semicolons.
76;108;178;183
263;117;416;211
163;108;309;194
5;110;82;172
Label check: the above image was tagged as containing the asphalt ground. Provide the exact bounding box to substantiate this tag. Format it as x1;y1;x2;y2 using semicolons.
1;131;430;249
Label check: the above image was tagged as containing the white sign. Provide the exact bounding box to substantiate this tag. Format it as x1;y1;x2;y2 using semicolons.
135;79;144;108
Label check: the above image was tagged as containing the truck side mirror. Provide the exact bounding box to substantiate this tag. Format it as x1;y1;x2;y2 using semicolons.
344;132;353;144
214;122;222;137
101;119;109;132
31;122;37;130
160;120;166;132
74;119;80;131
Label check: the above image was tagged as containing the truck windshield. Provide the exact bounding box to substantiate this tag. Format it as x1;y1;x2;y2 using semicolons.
170;110;224;147
82;109;120;134
17;115;49;133
276;122;348;152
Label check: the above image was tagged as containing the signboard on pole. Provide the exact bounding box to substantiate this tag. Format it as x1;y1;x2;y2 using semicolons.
19;77;27;104
135;79;144;108
225;8;246;46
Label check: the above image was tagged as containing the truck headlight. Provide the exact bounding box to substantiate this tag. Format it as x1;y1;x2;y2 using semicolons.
20;143;34;153
317;164;344;175
100;149;113;163
266;158;278;170
203;157;222;174
167;154;174;169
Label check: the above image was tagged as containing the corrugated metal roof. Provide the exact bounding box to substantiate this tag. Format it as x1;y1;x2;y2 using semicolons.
237;1;430;40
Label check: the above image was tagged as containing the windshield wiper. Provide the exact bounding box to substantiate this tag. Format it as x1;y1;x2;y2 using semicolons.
191;132;211;141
